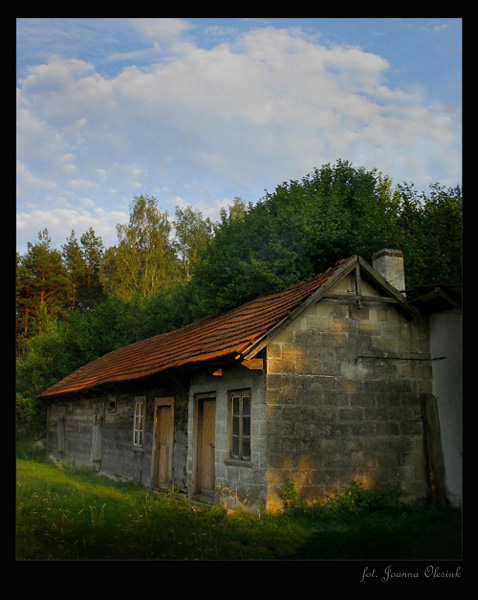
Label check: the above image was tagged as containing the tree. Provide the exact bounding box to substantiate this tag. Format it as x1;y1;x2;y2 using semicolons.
62;231;85;311
173;206;213;280
79;227;105;309
219;196;247;224
16;229;68;352
16;319;70;403
191;161;462;315
391;182;462;292
16;162;462;410
100;195;180;300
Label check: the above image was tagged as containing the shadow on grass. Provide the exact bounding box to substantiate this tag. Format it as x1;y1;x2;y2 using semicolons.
285;507;462;560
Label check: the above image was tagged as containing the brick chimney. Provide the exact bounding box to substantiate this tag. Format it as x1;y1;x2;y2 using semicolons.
372;249;406;295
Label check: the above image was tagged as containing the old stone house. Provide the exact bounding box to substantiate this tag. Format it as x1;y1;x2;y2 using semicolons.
39;250;461;510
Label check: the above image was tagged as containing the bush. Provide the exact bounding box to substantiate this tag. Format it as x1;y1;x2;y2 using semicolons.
327;481;403;511
16;393;36;433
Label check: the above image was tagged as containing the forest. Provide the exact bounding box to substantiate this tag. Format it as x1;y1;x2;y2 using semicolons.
16;160;462;433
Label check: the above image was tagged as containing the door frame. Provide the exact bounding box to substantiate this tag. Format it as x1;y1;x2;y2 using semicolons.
151;397;175;490
194;394;216;498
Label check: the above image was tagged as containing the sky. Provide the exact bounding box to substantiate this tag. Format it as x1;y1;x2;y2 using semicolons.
16;17;462;254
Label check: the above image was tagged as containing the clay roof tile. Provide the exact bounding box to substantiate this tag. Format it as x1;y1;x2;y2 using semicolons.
39;257;352;398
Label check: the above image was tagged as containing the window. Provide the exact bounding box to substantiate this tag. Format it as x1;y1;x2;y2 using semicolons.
230;392;251;461
133;397;146;447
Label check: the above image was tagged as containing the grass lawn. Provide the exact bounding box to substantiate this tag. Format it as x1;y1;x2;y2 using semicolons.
15;454;462;561
286;507;462;560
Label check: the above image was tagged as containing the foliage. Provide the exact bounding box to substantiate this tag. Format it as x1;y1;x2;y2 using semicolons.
279;479;302;510
190;160;462;312
325;480;404;512
174;205;214;280
16;160;462;433
16;320;72;403
278;479;404;515
99;194;180;300
16;229;68;350
65;227;106;310
16;394;37;433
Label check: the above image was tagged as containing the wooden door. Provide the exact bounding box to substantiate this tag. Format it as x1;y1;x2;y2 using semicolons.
197;397;216;495
152;398;174;490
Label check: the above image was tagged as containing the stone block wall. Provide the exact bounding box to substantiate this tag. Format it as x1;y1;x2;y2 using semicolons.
187;365;267;507
264;281;431;508
46;380;189;490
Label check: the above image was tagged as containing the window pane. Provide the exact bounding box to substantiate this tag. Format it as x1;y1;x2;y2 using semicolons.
242;437;251;459
241;396;251;459
232;414;239;436
232;435;239;458
230;392;252;461
133;399;145;447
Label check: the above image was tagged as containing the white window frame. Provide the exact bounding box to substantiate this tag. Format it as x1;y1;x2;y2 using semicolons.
133;397;146;448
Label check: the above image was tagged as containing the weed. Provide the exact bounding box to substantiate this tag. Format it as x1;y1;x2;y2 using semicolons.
279;479;302;511
327;480;404;512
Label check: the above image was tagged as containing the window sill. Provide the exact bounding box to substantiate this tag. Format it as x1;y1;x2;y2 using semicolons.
224;458;252;468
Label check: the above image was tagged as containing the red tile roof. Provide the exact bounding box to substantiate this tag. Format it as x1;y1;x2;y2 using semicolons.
39;257;353;399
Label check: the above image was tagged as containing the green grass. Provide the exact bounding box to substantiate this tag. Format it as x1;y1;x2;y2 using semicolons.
16;457;306;560
285;507;462;560
15;452;462;561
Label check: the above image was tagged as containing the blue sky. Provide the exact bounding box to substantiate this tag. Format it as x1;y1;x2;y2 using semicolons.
16;17;462;254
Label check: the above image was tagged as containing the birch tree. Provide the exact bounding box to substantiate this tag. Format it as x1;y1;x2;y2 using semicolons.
100;195;179;300
174;205;213;280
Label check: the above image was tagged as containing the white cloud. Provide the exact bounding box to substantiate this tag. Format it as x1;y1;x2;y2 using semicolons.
16;107;62;163
17;161;57;194
16;21;462;253
17;206;128;251
129;17;193;42
421;23;450;34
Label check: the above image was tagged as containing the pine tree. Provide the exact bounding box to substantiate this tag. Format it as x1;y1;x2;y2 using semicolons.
16;229;68;352
62;231;85;311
